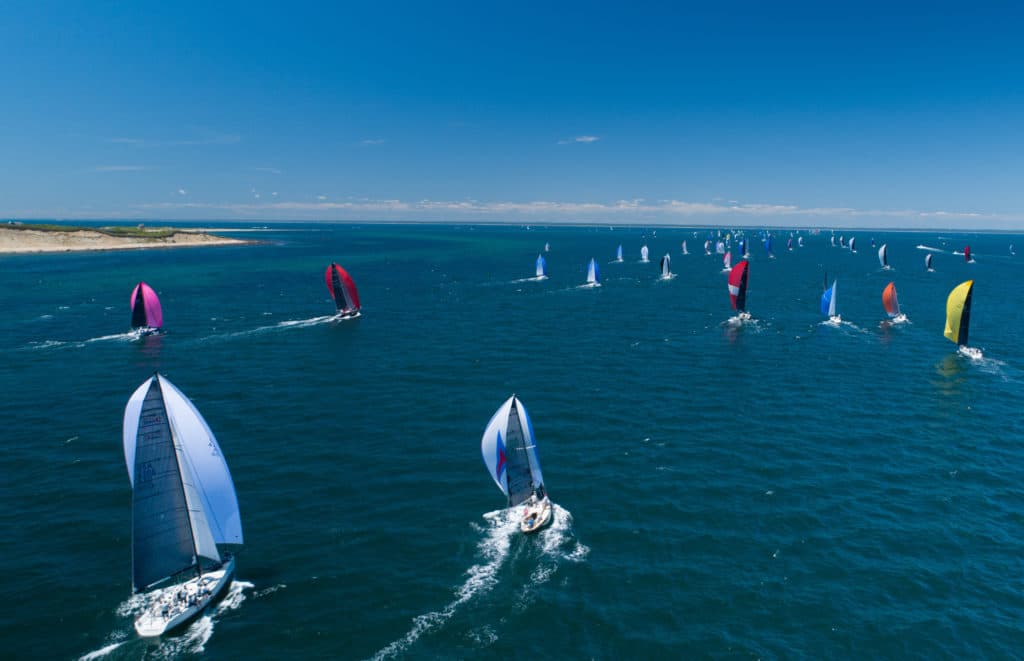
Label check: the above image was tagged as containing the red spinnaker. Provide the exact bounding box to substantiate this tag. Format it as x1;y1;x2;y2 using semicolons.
325;263;361;313
728;260;749;311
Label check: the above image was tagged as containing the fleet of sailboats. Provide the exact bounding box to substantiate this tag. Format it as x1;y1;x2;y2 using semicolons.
480;395;552;534
123;374;242;636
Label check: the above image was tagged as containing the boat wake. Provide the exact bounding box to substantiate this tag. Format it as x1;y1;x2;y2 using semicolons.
916;244;946;252
819;318;868;333
202;315;341;341
575;283;601;289
23;331;142;351
510;276;547;283
370;504;587;660
723;313;757;328
369;509;519;660
79;581;253;661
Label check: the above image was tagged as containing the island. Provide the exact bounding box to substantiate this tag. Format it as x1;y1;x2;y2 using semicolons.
0;222;251;254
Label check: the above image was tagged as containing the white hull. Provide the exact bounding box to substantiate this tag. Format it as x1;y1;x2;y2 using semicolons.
131;327;161;338
135;558;235;637
334;310;361;320
520;497;553;534
958;346;983;360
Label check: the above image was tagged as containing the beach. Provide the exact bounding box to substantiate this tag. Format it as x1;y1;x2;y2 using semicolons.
0;225;248;254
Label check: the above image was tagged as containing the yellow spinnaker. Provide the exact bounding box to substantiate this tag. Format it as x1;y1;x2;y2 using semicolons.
944;280;974;346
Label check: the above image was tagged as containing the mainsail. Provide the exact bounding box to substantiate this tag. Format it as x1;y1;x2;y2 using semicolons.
660;254;671;277
878;244;888;268
723;251;731;270
944;280;974;347
681;240;688;255
821;280;838;317
480;396;545;507
536;254;547;277
640;245;649;262
130;282;163;330
325;263;361;313
587;258;599;284
616;245;623;262
882;282;900;317
964;245;972;262
849;237;857;252
925;253;933;270
728;260;749;311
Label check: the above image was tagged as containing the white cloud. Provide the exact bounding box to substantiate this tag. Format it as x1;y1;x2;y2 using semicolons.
558;135;600;144
90;165;148;172
317;195;328;201
253;167;282;174
177;188;187;196
361;139;385;145
108;132;240;147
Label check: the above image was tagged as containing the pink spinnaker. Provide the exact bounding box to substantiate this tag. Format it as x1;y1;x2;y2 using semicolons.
130;282;163;329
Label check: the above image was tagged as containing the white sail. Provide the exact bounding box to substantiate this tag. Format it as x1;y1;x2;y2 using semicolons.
829;280;838;317
480;395;544;507
878;244;888;268
586;258;598;284
723;251;731;270
660;254;671;277
535;254;546;278
640;245;649;262
616;245;623;262
798;236;804;247
682;240;689;255
125;375;243;547
849;236;857;252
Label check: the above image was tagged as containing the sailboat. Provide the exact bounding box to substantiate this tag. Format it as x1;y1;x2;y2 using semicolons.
123;374;243;637
764;236;775;259
849;236;857;253
925;253;934;271
715;240;725;255
798;236;804;248
878;244;890;270
787;238;793;251
681;240;689;255
964;245;974;263
544;242;550;252
583;258;600;287
882;282;907;323
659;254;674;280
325;263;361;318
480;395;552;534
821;279;840;323
535;254;548;280
640;245;650;263
945;280;978;357
130;282;163;336
728;260;751;320
615;245;624;262
722;251;732;272
830;234;837;247
704;239;711;255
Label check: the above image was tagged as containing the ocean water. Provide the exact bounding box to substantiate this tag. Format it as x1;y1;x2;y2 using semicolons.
2;224;1024;659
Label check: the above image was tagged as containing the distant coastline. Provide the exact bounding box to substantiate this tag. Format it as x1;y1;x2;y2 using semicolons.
0;222;251;254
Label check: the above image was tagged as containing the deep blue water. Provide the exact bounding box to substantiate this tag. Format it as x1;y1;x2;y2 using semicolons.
2;224;1024;659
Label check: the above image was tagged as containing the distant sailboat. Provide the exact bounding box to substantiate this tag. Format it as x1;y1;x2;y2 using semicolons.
925;253;934;271
787;238;793;251
882;282;907;323
728;260;751;320
849;236;857;253
704;239;711;255
659;254;674;280
325;263;361;318
964;245;974;263
722;251;732;272
123;374;243;636
830;234;837;247
535;254;548;280
798;236;804;248
821;279;840;323
640;245;650;263
765;236;775;259
480;395;552;534
544;242;550;252
944;280;978;357
1011;243;1016;256
130;282;163;336
738;239;748;258
681;240;689;255
615;245;624;262
878;244;890;269
584;258;600;287
715;240;725;255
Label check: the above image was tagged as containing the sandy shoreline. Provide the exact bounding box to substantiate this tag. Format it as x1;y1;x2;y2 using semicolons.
0;227;251;254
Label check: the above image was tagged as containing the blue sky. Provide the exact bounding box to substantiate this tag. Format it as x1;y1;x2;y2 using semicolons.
2;1;1023;227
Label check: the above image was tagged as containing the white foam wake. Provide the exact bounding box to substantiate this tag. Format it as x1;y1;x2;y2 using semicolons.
202;314;340;341
79;581;253;661
368;509;520;660
916;244;945;252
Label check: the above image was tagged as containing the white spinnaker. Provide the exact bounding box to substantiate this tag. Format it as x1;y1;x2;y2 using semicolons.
124;375;243;546
480;397;513;496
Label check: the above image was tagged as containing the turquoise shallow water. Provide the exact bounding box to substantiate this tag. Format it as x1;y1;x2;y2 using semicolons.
2;224;1024;659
